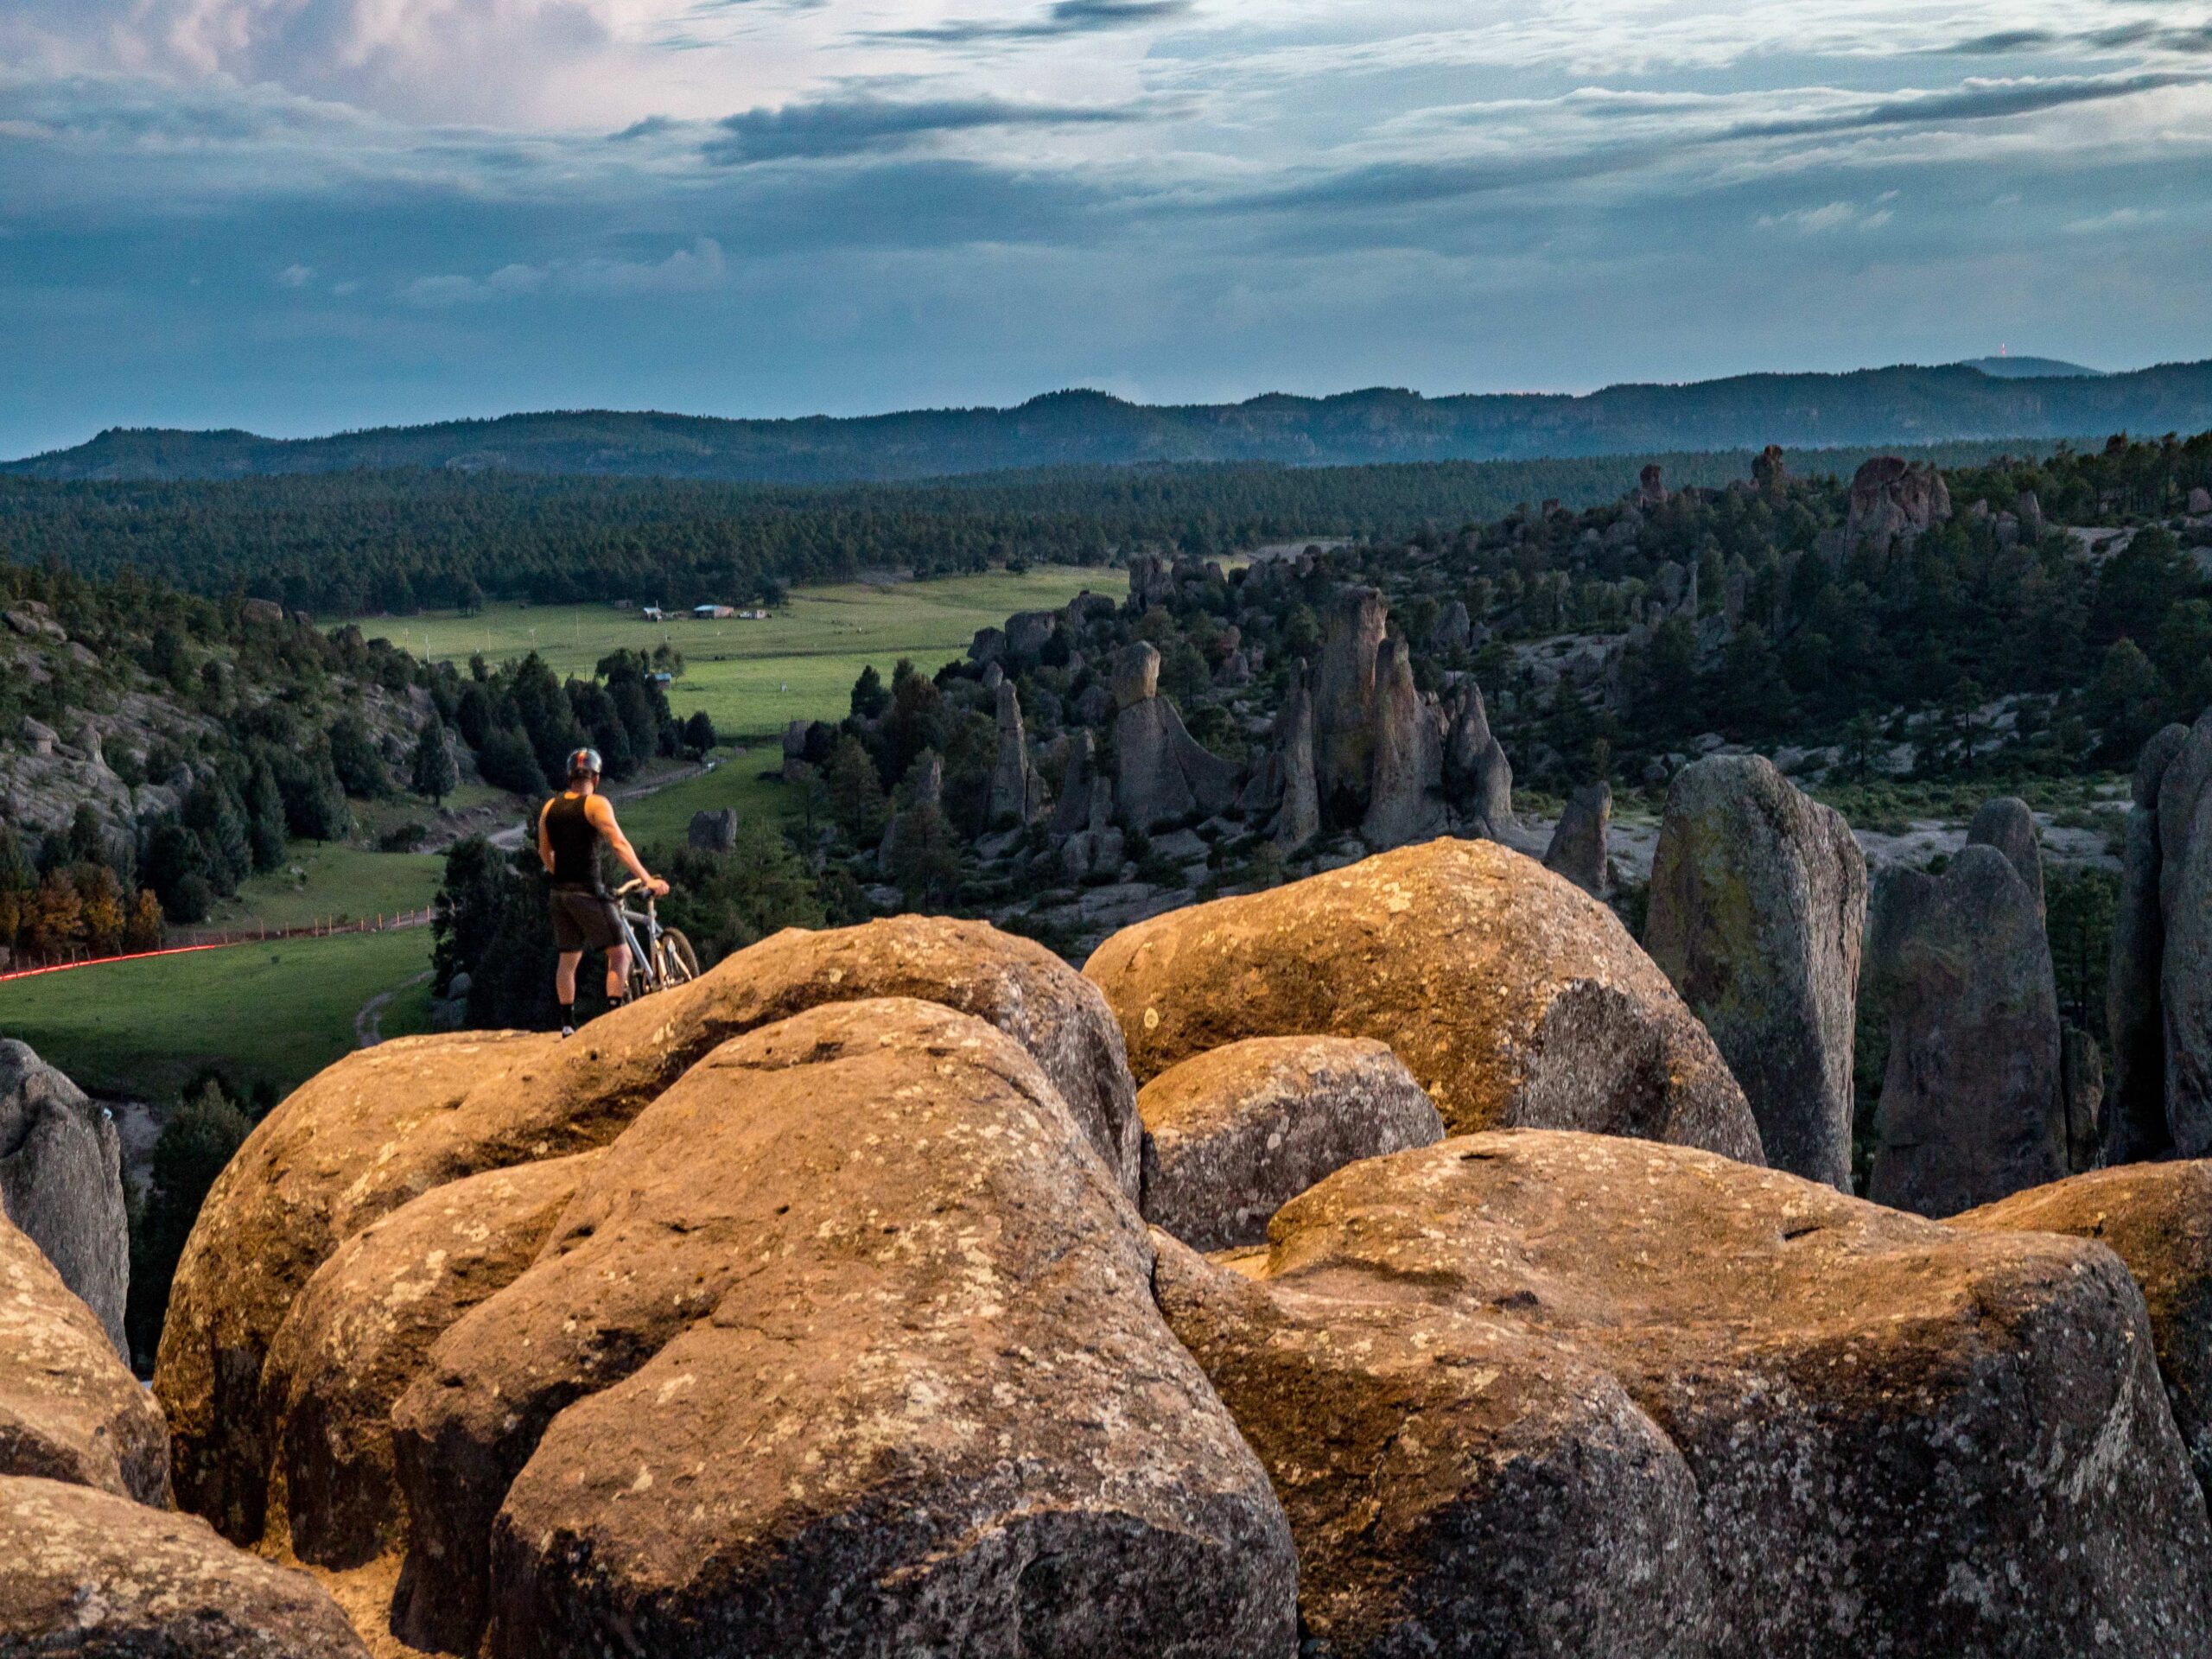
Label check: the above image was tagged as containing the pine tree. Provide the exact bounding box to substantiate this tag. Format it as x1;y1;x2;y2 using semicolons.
327;711;391;798
245;762;288;872
410;721;459;806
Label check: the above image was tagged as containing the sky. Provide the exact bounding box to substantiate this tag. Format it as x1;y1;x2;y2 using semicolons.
2;0;2209;458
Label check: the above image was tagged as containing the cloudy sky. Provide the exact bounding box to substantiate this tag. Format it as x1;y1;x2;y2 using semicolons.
2;0;2208;456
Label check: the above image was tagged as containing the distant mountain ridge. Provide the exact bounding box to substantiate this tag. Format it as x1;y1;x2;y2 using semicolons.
11;359;2207;485
1954;355;2104;378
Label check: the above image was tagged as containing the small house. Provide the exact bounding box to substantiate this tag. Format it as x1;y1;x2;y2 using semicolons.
694;604;735;620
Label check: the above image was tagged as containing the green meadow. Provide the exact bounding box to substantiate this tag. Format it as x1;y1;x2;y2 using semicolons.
366;566;1127;741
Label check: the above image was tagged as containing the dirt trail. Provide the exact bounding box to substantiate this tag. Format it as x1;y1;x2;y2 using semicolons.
355;970;434;1048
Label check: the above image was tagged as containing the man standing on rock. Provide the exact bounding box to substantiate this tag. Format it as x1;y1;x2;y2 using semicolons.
538;747;666;1037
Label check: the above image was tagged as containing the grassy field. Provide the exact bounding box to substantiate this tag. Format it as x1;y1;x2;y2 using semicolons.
360;567;1126;740
204;842;444;932
0;927;434;1101
616;760;797;851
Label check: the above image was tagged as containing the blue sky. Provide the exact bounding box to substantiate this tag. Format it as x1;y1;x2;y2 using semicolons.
2;0;2208;458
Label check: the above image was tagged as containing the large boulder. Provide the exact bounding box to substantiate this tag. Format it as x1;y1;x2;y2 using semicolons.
0;1038;128;1357
986;679;1045;823
1084;839;1764;1163
156;1030;559;1541
1643;755;1866;1191
1137;1035;1443;1249
387;998;1296;1657
0;1476;371;1658
1154;1230;1710;1658
1865;846;2063;1217
1956;1160;2212;1505
257;1151;605;1567
158;918;1141;1546
1542;779;1611;898
0;1209;168;1503
1174;1129;2212;1656
1845;456;1950;548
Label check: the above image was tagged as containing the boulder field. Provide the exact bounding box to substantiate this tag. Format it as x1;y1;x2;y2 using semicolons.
0;840;2197;1656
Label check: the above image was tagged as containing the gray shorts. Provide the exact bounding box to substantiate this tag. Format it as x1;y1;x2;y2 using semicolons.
550;887;624;954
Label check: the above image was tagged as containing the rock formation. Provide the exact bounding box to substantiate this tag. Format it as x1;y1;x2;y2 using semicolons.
2062;1025;2105;1173
1160;1129;2212;1656
1110;641;1242;831
383;999;1294;1656
0;1039;127;1357
1864;846;2063;1216
1845;455;1952;549
2108;721;2190;1161
2;1478;372;1657
0;1206;168;1503
1270;661;1320;850
875;747;943;872
1136;1035;1442;1249
1967;794;2044;920
1643;755;1866;1191
1442;680;1513;835
1313;586;1387;807
2162;709;2212;1152
1049;730;1096;836
1429;598;1472;652
1358;636;1446;849
1084;839;1764;1163
1635;461;1667;506
1752;442;1788;497
1957;1160;2212;1504
156;918;1144;1541
1060;774;1125;880
1;1205;365;1655
1542;779;1611;897
257;1152;604;1568
686;807;737;852
986;679;1046;823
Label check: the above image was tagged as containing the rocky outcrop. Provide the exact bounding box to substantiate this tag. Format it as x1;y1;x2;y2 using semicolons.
0;1209;167;1503
1154;1230;1707;1659
1048;730;1096;836
686;806;737;851
1955;1160;2212;1506
1359;636;1446;849
2163;711;2212;1153
1060;773;1125;880
1084;840;1764;1163
0;1039;128;1357
0;1477;372;1658
876;747;943;870
1136;1036;1443;1249
1967;794;2044;920
257;1152;604;1567
387;998;1297;1657
157;919;1143;1544
1271;661;1320;850
1313;586;1387;806
1442;680;1512;835
1111;641;1242;830
1162;1128;2212;1656
1542;780;1611;897
1643;755;1866;1191
987;679;1046;823
2063;1025;2105;1172
1845;455;1951;549
1865;847;2063;1216
2109;722;2190;1162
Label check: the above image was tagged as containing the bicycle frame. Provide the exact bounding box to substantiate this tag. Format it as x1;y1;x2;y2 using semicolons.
610;880;671;994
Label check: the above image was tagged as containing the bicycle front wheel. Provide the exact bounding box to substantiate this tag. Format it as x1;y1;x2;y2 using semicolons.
656;927;701;988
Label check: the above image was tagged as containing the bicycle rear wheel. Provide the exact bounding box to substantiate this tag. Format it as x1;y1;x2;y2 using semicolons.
656;927;701;987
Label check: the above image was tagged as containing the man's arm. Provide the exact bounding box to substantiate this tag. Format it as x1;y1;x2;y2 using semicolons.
585;795;668;894
537;799;556;874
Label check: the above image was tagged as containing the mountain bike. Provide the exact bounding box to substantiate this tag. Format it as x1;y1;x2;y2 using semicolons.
611;877;700;997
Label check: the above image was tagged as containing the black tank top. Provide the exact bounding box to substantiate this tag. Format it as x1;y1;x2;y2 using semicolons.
543;793;602;892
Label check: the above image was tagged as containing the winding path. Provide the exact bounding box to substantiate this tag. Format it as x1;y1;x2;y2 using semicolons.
355;969;434;1048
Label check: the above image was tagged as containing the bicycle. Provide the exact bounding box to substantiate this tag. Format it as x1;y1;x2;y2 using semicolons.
611;877;701;998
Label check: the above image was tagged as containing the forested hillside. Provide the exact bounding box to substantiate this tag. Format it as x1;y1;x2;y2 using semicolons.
0;439;2053;614
9;361;2209;482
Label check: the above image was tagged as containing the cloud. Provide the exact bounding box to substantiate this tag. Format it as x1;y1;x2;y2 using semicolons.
1938;22;2212;58
1758;200;1892;233
404;238;727;305
870;0;1192;45
704;95;1147;162
275;262;315;286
